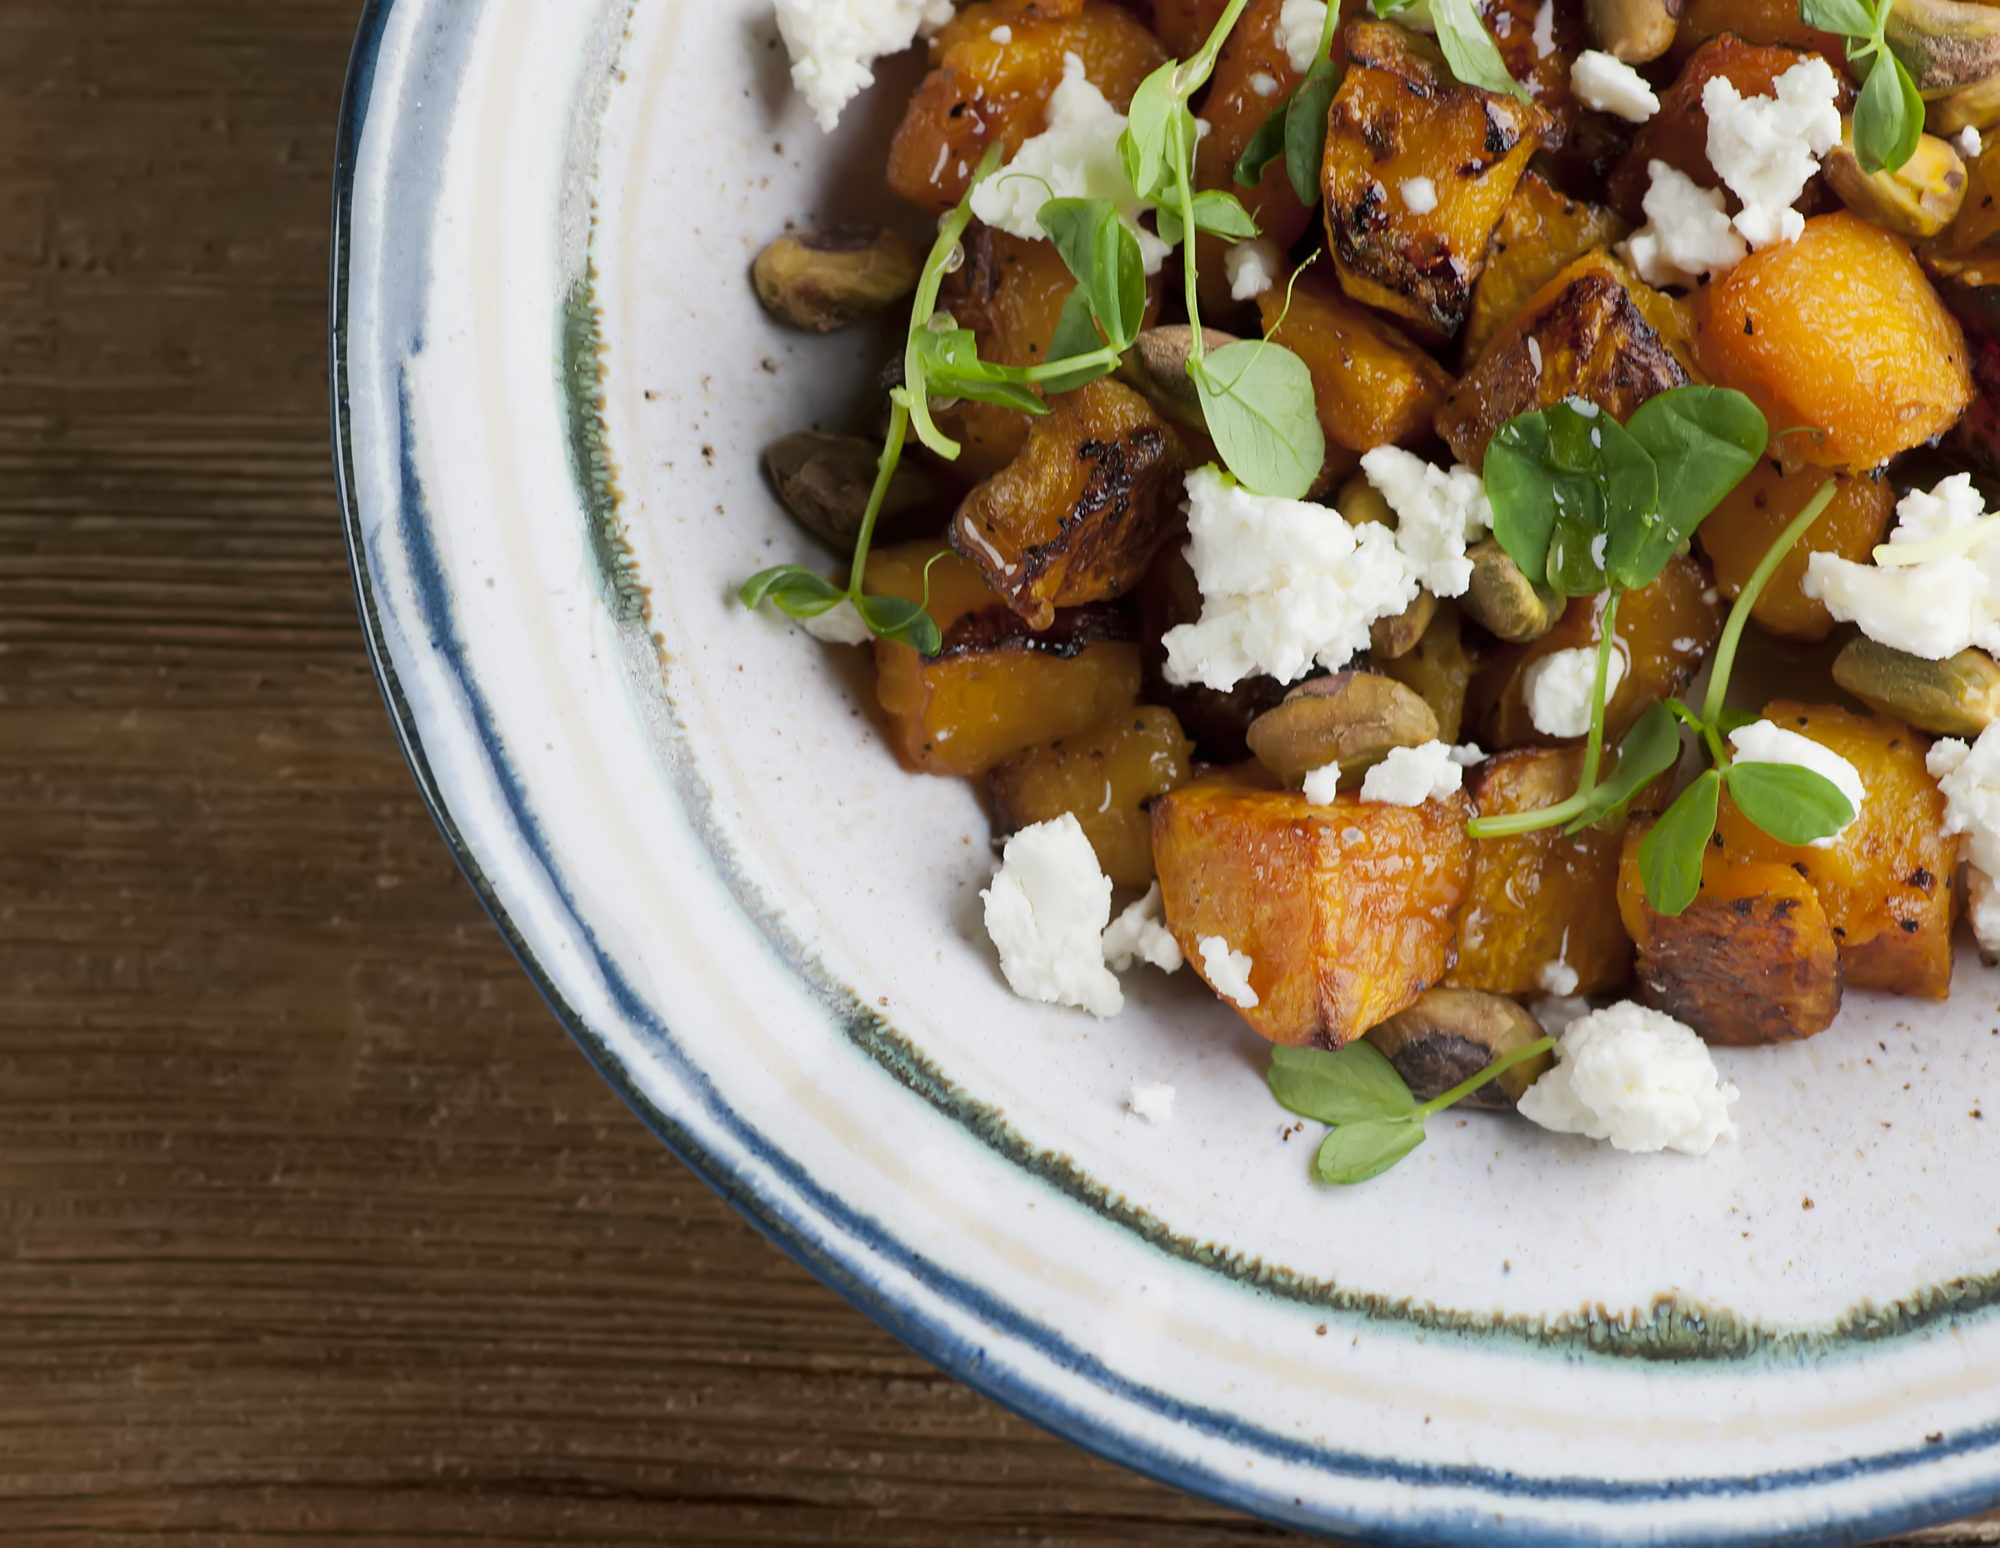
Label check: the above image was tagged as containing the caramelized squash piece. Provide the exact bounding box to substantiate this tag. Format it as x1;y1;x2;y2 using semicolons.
1693;213;1973;472
1152;771;1474;1046
1695;462;1895;642
1606;38;1849;224
1618;835;1844;1045
1321;19;1547;341
949;377;1186;629
1378;600;1473;744
1258;269;1453;478
1438;251;1691;470
1669;0;1849;67
990;706;1194;887
1483;0;1587;148
1470;551;1725;748
1448;745;1664;999
1714;702;1958;999
1143;0;1230;55
887;2;1168;212
864;544;1142;776
1461;173;1629;366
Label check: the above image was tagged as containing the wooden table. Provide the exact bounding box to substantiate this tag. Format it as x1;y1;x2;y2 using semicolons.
0;2;1990;1542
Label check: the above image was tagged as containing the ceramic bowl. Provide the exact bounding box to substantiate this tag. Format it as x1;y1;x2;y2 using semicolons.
332;2;2000;1539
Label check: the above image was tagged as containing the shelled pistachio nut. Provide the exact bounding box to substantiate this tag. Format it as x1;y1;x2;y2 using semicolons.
1832;637;2000;736
1885;0;2000;95
1372;589;1439;660
1584;0;1680;64
1928;75;2000;136
752;225;921;332
1245;672;1439;784
764;431;935;552
1824;121;1967;238
1462;540;1567;643
1366;990;1553;1111
1115;326;1238;436
1335;471;1394;530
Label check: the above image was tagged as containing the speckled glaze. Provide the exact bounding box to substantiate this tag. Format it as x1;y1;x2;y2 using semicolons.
333;2;2000;1539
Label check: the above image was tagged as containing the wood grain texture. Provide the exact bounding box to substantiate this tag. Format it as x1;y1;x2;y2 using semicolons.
0;1;1986;1543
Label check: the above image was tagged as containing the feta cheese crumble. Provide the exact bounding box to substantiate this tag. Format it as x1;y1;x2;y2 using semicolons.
1930;727;2000;955
797;597;873;645
1522;645;1626;739
970;55;1172;275
1538;958;1579;997
1531;0;1556;57
1198;936;1260;1008
1359;447;1493;598
1276;0;1329;74
1249;70;1280;98
1101;883;1184;974
1360;740;1465;807
776;0;955;132
1963;126;1985;160
982;815;1123;1018
1161;465;1420;691
1400;176;1439;215
1225;237;1281;301
1726;720;1866;847
989;23;1013;44
1803;475;2000;660
1517;1002;1740;1156
1128;1082;1176;1124
1570;51;1659;123
1623;161;1747;289
1302;760;1342;807
1702;57;1841;250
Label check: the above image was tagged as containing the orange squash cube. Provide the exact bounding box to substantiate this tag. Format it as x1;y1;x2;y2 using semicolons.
1695;463;1896;642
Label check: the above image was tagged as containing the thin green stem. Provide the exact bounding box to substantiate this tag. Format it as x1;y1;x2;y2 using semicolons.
1578;587;1623;799
845;397;911;599
1466;793;1590;840
1701;480;1839;726
1413;1036;1558;1120
904;148;1003;460
1018;345;1120;384
1182;0;1256;95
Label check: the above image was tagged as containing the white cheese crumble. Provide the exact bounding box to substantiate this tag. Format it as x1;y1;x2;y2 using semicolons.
1360;447;1493;598
1449;742;1488;767
1570;51;1659;123
1276;0;1329;74
1532;0;1556;57
1963;126;1985;160
1531;994;1592;1038
1522;645;1626;739
1538;957;1579;997
969;55;1172;276
776;0;956;133
1930;727;2000;955
1225;237;1282;301
1803;475;2000;660
1517;1002;1740;1156
989;23;1013;44
1162;465;1420;691
1128;1081;1176;1123
1400;176;1439;214
1302;760;1342;806
1360;740;1465;807
1623;161;1747;289
1101;882;1184;974
1249;70;1280;98
1198;936;1260;1008
1726;720;1866;847
982;815;1123;1018
797;597;873;645
1703;57;1841;250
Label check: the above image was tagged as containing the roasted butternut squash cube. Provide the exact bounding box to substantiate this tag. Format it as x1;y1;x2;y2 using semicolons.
1695;462;1895;642
1694;213;1974;473
1461;172;1630;366
1152;771;1474;1046
1438;251;1691;470
864;544;1142;776
1483;0;1587;149
1606;38;1850;225
990;706;1194;887
1714;702;1958;999
949;377;1186;630
1618;835;1845;1045
1447;745;1664;998
1470;551;1725;748
1142;0;1230;55
1321;19;1547;341
1258;269;1453;474
1669;0;1851;70
887;2;1168;213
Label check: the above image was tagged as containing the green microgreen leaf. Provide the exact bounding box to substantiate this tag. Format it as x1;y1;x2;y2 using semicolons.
1639;768;1722;918
853;593;942;655
1284;59;1342;205
1487;401;1656;597
1038;198;1147;351
1316;1118;1427;1184
1724;762;1855;847
737;565;846;618
1616;387;1768;589
915;328;1049;413
1035;286;1117;396
1564;699;1681;834
1190;188;1261;241
1235;94;1292;188
1430;0;1529;102
1854;48;1924;175
1193;341;1327;500
1268;1042;1418;1125
1371;0;1421;16
1715;706;1761;737
1800;0;1875;35
1120;61;1188;202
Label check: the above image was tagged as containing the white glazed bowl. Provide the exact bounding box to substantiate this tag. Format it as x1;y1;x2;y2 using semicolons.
332;2;2000;1539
